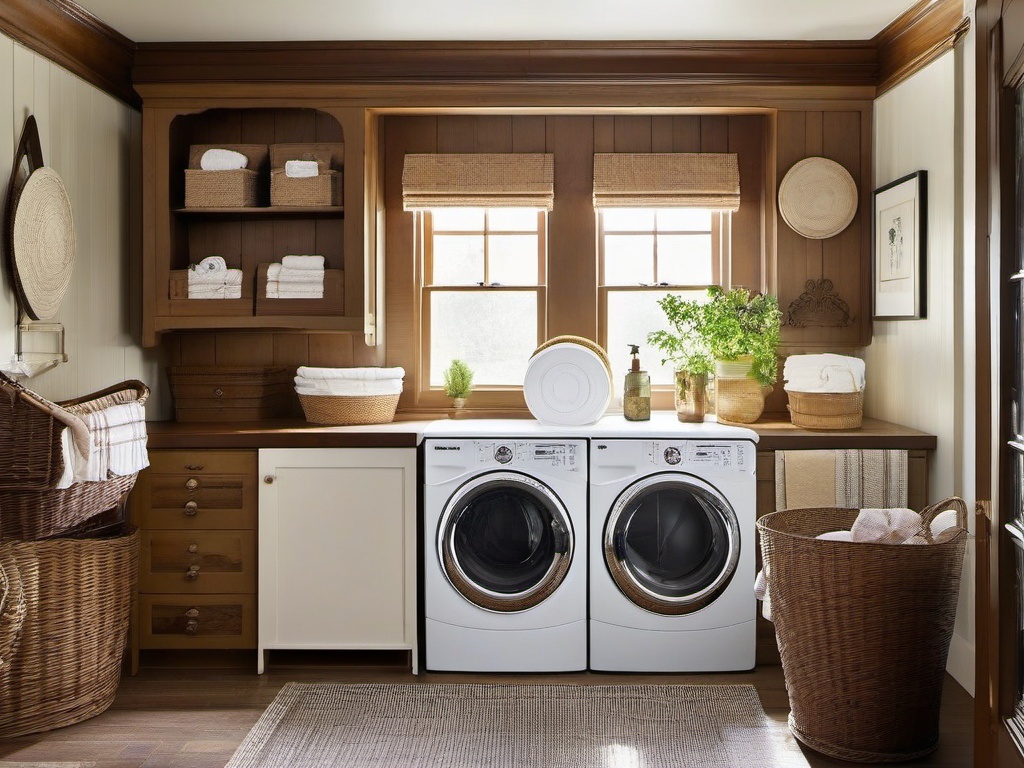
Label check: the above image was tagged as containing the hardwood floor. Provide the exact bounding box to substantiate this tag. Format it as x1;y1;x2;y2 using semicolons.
0;654;973;768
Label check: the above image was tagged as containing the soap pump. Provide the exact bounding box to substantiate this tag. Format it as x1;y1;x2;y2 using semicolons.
623;344;651;421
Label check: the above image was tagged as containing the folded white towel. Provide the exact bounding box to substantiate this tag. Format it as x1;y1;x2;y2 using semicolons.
282;255;326;271
222;269;243;287
784;353;866;392
267;288;323;299
284;160;319;178
56;402;149;487
200;148;249;171
296;366;406;382
267;263;283;279
188;285;242;300
278;267;324;285
294;377;404;396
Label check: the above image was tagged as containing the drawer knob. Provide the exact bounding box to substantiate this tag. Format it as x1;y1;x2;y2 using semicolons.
185;463;204;471
187;543;198;554
185;478;199;491
213;387;224;398
184;501;198;516
185;565;201;580
185;608;200;619
185;619;199;635
264;475;276;485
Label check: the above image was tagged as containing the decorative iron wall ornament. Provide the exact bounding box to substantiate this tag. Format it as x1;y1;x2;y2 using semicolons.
784;278;853;327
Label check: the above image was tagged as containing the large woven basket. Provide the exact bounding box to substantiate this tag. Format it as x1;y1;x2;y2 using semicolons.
788;389;863;430
298;393;399;425
757;498;968;762
0;375;149;540
0;525;138;738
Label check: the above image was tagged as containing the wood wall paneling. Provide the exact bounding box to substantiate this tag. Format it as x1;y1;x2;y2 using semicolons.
874;0;970;96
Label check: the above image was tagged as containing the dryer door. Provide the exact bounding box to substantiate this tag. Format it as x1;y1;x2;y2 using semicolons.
439;471;573;613
604;473;739;615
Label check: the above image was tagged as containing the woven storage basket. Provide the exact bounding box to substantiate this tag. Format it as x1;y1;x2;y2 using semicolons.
756;498;968;763
0;374;149;540
270;168;342;206
0;525;138;738
168;366;291;422
298;393;400;425
788;390;863;430
715;376;767;424
184;144;266;208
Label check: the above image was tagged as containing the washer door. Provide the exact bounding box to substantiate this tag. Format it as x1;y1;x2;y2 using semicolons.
604;473;739;615
439;471;574;613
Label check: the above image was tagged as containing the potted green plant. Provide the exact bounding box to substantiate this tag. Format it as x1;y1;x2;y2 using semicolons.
647;297;714;423
443;359;474;409
649;286;781;424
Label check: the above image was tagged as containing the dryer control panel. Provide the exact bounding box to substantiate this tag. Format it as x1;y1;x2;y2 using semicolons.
645;441;751;472
477;441;582;472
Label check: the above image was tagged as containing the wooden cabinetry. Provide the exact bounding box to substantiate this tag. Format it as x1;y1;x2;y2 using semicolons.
130;449;259;669
141;104;374;346
257;448;418;674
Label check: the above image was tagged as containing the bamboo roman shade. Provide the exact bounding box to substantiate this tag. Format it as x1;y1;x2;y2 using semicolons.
402;153;555;210
593;153;741;211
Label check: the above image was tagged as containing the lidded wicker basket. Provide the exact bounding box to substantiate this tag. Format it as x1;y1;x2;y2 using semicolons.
756;498;968;762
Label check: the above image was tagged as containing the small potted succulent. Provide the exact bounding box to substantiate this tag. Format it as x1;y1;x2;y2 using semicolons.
443;359;474;409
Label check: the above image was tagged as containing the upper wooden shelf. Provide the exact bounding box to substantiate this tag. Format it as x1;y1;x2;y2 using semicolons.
172;206;344;216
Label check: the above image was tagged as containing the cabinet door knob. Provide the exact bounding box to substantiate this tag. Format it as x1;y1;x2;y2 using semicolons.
185;619;199;635
264;475;275;485
185;608;200;619
184;501;198;516
185;478;199;491
187;543;199;554
213;388;224;398
185;565;201;580
184;464;204;471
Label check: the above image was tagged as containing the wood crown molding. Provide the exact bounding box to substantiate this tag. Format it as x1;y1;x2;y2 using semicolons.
874;0;970;96
0;0;137;108
132;40;879;88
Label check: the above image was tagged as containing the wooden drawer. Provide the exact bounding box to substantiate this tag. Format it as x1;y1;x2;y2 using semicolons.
139;594;255;649
133;450;257;529
140;530;256;593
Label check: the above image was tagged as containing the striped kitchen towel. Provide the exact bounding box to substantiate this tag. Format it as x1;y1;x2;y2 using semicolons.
775;449;908;511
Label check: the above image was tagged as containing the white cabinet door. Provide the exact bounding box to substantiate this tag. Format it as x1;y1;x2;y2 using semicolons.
257;448;417;673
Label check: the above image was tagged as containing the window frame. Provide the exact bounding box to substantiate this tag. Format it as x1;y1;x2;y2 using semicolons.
416;208;548;408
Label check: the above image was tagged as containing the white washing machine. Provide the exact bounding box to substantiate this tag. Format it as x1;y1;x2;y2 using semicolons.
589;416;758;672
423;421;588;672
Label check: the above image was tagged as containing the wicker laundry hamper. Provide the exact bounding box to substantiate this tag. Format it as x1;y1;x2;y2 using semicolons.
0;525;138;738
756;498;968;763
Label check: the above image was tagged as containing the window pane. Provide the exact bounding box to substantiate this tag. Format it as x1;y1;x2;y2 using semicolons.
604;234;654;285
602;208;655;232
488;209;540;231
430;291;538;386
606;289;706;392
432;208;485;232
657;234;713;285
432;235;484;285
657;209;712;231
490;235;539;285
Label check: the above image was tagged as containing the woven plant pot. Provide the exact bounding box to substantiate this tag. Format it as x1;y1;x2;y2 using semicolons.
757;499;967;762
715;376;767;424
299;393;399;425
0;526;138;738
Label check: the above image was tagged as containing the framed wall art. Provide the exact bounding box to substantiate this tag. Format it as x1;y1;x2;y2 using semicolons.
873;170;927;319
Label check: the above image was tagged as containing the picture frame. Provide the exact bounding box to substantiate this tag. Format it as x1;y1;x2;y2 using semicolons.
873;170;927;319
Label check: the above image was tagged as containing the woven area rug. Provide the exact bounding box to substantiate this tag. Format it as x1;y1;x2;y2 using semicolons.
226;683;810;768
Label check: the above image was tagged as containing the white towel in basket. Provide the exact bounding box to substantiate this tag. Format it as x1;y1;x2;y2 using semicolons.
296;366;405;382
56;401;149;488
294;377;404;397
200;148;249;171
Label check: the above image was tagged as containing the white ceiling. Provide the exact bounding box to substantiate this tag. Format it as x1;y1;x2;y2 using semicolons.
74;0;922;43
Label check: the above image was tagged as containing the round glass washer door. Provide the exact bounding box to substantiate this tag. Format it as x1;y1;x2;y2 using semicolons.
604;473;739;615
438;471;574;613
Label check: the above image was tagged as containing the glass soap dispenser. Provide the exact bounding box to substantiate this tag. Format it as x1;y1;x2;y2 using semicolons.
623;344;651;421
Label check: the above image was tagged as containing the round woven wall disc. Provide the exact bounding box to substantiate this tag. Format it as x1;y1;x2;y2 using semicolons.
778;157;858;240
12;167;76;320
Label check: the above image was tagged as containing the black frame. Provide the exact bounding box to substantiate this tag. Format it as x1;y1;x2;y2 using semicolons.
872;170;928;320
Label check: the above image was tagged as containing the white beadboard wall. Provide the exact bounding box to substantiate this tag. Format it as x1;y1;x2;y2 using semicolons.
867;42;975;694
0;34;165;416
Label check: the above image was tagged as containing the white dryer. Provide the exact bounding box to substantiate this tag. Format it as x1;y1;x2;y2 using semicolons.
423;426;587;672
589;419;758;672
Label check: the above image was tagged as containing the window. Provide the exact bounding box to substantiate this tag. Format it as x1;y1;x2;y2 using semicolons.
599;207;728;398
422;208;546;390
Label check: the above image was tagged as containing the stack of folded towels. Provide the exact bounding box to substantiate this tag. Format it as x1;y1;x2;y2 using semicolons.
200;148;248;171
284;159;319;178
266;255;325;299
187;256;243;299
294;366;405;398
754;506;965;621
783;353;865;393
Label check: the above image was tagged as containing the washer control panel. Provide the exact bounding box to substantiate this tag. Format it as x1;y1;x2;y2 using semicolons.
477;441;582;471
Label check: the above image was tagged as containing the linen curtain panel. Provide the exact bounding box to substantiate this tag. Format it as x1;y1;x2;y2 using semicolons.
402;153;555;210
592;152;740;210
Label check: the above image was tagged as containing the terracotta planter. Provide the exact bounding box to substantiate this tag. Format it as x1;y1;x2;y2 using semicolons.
674;370;707;423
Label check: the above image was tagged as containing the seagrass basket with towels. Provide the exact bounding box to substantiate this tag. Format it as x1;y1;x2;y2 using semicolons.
756;497;968;763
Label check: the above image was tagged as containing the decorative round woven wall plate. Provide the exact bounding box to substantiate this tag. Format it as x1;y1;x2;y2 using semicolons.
12;167;75;320
778;157;858;240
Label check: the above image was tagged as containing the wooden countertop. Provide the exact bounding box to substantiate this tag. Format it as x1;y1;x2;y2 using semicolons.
145;415;936;451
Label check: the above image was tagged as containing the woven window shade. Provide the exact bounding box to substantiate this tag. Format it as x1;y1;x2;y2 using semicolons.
403;153;555;210
593;153;741;211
